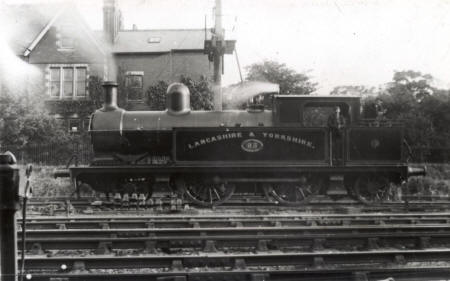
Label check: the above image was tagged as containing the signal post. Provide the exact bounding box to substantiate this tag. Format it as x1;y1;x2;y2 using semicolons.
0;152;21;281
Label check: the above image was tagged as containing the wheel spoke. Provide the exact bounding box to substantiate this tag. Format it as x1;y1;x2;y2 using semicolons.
355;175;390;204
264;179;319;206
298;187;306;200
209;188;213;204
184;179;235;206
213;188;221;201
305;186;312;195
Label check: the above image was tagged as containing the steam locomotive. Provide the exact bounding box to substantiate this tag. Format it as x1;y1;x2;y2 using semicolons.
66;81;425;206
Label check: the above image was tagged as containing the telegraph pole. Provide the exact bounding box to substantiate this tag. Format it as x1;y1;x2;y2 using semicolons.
212;0;224;111
204;0;235;110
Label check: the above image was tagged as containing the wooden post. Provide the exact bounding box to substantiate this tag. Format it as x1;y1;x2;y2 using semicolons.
212;0;223;111
0;152;20;281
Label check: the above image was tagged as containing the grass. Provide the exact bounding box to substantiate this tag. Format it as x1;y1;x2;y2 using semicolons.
407;164;450;197
26;165;75;198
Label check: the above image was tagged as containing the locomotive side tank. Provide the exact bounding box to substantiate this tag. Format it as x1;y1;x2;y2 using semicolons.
67;81;425;206
91;83;273;157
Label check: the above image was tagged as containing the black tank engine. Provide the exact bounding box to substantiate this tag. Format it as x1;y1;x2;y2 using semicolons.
67;82;425;206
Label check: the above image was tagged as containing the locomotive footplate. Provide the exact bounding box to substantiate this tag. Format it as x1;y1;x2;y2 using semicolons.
67;164;410;177
60;164;422;206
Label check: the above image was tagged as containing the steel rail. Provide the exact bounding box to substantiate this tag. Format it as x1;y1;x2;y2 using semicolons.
20;249;450;271
17;224;450;253
22;211;450;219
21;268;450;281
18;212;450;230
17;228;450;253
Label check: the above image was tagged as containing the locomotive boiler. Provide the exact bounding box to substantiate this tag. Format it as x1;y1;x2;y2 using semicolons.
67;81;425;206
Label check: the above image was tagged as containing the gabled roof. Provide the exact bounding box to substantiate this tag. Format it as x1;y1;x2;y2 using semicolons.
6;3;211;56
4;3;63;55
5;3;104;57
103;29;212;53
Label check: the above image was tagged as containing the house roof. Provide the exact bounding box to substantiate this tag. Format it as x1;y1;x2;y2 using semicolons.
4;3;63;55
6;3;212;56
106;29;212;53
5;3;104;57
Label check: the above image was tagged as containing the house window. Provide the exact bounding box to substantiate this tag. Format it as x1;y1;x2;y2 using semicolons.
68;119;80;133
49;65;87;99
58;25;75;49
60;36;74;49
76;68;87;97
125;74;143;89
83;118;91;131
50;68;61;97
63;67;73;98
125;71;144;101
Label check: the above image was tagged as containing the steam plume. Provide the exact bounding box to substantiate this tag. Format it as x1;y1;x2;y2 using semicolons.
223;81;279;108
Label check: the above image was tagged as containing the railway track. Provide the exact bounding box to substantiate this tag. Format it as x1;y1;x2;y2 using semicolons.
17;212;450;281
25;194;450;215
19;213;450;229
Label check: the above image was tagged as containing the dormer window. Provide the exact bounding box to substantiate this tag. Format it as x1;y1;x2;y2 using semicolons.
147;37;161;43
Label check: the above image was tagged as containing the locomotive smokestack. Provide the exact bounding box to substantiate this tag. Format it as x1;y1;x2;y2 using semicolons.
102;81;119;111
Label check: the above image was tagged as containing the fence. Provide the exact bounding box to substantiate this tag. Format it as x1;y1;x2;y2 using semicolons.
410;147;450;163
0;142;93;166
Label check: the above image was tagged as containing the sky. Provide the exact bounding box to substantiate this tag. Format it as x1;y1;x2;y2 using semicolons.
4;0;450;94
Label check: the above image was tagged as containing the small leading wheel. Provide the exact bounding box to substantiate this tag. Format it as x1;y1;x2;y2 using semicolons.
354;174;390;204
183;179;235;207
263;180;320;206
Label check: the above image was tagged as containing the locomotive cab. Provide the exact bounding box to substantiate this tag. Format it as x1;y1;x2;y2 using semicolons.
273;95;361;126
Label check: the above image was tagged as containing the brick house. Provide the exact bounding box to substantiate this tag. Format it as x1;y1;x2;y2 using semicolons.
6;0;215;132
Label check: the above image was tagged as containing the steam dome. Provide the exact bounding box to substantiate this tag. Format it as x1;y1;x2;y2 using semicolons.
166;83;190;115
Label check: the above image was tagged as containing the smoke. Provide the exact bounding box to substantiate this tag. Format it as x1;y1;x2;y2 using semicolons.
223;81;279;108
0;3;42;95
105;51;117;82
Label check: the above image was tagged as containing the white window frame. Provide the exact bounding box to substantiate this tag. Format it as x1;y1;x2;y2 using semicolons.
47;64;89;99
125;71;144;101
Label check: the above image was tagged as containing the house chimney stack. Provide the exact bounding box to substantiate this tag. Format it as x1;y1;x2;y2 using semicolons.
103;0;119;44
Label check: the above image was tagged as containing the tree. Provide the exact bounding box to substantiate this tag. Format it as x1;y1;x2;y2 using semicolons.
360;70;450;161
146;80;168;110
391;70;433;102
0;89;71;147
245;60;317;95
330;85;378;96
180;76;213;110
145;76;214;111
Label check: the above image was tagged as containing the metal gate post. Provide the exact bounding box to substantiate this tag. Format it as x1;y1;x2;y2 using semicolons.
0;152;21;281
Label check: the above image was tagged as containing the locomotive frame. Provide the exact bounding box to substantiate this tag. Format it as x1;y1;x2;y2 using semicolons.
62;82;425;207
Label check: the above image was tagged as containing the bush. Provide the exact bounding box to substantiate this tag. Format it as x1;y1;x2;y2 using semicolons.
28;166;75;197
